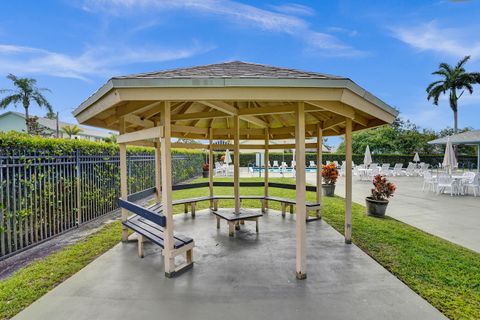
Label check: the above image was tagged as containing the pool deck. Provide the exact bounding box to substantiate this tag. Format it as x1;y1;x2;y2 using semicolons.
14;210;445;320
325;175;480;253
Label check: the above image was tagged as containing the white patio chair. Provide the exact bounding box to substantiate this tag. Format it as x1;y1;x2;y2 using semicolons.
391;163;403;176
280;161;287;168
422;171;436;192
273;160;279;167
267;161;271;168
462;172;479;197
367;167;381;180
291;160;296;169
437;173;459;196
369;163;378;169
214;162;225;176
380;163;390;175
405;163;416;176
309;161;316;168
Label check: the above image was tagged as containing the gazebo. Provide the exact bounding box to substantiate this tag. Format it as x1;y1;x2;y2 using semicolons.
73;61;397;279
428;130;480;172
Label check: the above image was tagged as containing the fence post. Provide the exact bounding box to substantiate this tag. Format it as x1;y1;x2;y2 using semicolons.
76;149;82;225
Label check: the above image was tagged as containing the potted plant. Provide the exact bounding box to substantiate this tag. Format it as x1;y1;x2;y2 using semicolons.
366;174;396;217
202;163;209;178
321;162;338;197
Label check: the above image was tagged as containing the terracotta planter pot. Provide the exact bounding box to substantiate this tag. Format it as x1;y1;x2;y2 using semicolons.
322;184;336;197
365;197;389;217
202;170;209;178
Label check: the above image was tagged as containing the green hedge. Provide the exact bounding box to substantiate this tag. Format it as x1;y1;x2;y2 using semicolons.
215;152;478;170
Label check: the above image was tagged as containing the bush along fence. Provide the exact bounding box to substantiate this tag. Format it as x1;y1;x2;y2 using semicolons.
0;146;203;259
226;152;478;170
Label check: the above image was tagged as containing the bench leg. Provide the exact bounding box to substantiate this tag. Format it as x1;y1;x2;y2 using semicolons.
290;204;294;214
228;221;235;237
240;220;245;225
191;202;196;218
186;248;193;264
261;199;266;213
281;203;286;217
316;208;321;219
184;203;188;214
256;218;259;233
213;199;218;211
217;217;221;229
138;234;145;258
235;221;241;230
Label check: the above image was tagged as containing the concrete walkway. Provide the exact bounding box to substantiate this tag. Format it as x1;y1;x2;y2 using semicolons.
316;175;480;253
14;211;445;320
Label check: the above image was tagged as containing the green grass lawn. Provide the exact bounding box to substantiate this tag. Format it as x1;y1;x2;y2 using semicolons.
1;177;479;319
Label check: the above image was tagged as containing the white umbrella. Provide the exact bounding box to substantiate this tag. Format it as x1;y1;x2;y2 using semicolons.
413;152;420;163
442;138;457;174
363;145;372;166
225;149;232;164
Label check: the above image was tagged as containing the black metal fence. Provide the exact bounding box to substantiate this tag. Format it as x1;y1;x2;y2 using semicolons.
0;148;202;259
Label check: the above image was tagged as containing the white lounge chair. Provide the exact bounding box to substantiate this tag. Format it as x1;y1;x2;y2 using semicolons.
273;160;279;168
291;160;296;168
309;161;316;168
380;163;390;175
214;162;225;176
405;163;416;176
391;163;403;176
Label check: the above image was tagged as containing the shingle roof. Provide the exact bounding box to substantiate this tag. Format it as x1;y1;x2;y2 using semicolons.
113;61;346;80
428;130;480;145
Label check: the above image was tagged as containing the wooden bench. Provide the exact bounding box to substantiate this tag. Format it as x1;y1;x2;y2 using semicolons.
265;196;321;221
119;199;194;277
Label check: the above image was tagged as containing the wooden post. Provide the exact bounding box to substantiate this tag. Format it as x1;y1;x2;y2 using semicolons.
316;123;323;218
119;143;128;242
155;141;161;203
233;115;240;214
160;101;175;276
295;101;307;280
119;117;128;242
209;128;214;206
264;127;269;212
345;118;353;244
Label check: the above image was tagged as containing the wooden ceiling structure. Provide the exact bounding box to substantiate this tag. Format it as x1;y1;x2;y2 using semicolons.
73;61;398;279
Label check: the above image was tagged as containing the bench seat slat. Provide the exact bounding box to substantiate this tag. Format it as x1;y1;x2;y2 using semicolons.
119;199;166;227
123;215;192;249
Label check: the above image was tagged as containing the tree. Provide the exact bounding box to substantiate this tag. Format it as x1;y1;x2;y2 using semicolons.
426;56;480;133
62;125;83;139
0;74;53;133
103;133;118;143
45;110;57;120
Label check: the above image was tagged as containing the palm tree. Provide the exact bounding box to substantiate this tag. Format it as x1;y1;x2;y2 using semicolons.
0;74;53;133
426;56;480;133
62;125;83;139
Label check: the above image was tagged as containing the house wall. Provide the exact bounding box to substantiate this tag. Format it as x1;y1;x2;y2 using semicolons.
0;113;28;133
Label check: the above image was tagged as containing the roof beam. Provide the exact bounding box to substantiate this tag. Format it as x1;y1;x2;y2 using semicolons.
323;115;346;130
171;110;228;121
305;101;355;119
124;114;154;128
198;101;238;115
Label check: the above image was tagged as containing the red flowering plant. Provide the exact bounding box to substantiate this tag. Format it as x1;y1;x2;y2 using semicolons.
321;163;339;185
202;163;209;171
371;174;396;201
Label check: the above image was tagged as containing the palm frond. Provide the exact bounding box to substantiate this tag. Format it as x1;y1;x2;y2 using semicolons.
0;94;22;109
456;55;471;69
426;80;444;93
438;62;453;74
427;85;445;105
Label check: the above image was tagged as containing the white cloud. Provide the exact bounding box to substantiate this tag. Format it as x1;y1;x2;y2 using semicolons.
81;0;363;56
270;3;315;16
391;21;480;58
0;43;212;80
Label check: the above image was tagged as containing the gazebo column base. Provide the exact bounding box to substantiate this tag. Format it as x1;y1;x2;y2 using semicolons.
345;239;352;244
296;271;307;280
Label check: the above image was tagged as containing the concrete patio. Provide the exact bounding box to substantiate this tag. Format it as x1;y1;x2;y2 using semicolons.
14;210;445;320
328;175;480;253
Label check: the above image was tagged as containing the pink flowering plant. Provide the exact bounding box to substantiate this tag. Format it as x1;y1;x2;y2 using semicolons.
370;174;396;201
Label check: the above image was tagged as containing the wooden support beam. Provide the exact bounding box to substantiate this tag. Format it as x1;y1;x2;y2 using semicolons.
117;126;163;144
124;113;155;128
119;118;128;242
353;113;369;127
233;115;241;214
316;123;323;218
198;100;238;115
323;115;346;130
295;101;307;280
160;102;175;275
171;124;208;135
171;110;228;121
209;128;214;203
116;101;163;118
305;101;355;119
264;128;269;209
345;118;353;244
241;115;268;127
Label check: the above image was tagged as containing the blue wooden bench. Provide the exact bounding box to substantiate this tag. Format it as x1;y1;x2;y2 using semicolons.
264;196;321;221
119;199;194;277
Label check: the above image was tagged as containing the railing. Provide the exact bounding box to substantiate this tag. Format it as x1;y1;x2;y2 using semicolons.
0;148;199;259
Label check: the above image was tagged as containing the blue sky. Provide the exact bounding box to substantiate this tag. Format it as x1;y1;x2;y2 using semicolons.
0;0;479;144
